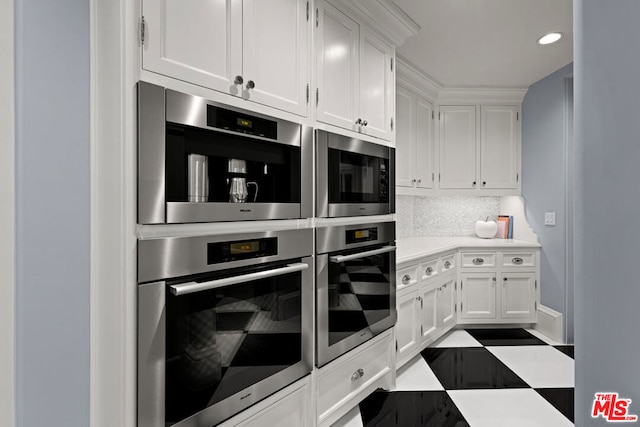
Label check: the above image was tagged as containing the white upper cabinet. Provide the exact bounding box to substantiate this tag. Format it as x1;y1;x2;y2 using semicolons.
396;83;434;191
316;0;394;142
316;2;359;130
142;0;310;116
439;105;477;189
480;105;519;189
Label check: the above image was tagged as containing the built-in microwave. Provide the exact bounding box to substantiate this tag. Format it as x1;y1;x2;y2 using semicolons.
137;82;312;224
316;130;395;218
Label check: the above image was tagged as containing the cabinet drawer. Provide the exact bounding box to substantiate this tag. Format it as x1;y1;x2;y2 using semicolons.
317;332;392;420
397;265;419;291
440;253;456;274
461;252;497;268
500;251;537;268
419;258;439;281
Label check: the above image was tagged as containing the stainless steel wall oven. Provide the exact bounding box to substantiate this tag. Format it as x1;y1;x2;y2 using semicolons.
316;130;395;218
137;229;313;427
138;82;312;224
315;221;396;367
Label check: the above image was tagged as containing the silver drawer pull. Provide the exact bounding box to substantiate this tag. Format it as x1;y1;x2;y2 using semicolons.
512;257;524;265
402;274;411;284
444;261;452;269
351;368;365;381
472;258;485;265
425;267;434;275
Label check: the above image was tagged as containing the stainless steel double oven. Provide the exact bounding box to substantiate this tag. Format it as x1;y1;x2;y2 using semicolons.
137;229;313;427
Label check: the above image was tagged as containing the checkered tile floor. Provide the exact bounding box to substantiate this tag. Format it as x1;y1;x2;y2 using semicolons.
332;328;574;427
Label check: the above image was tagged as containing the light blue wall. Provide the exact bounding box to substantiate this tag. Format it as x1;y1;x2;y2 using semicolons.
575;1;640;425
14;0;90;425
522;63;573;342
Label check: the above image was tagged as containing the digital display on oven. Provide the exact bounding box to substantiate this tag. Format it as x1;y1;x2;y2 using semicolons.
346;227;378;244
237;118;253;129
208;237;277;264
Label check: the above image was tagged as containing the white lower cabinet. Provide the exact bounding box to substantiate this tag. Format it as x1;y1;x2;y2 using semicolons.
395;252;458;368
218;376;312;427
317;329;393;427
459;272;497;320
458;250;539;324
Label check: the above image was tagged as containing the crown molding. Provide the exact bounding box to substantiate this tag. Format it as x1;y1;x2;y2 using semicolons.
328;0;420;46
437;87;528;104
396;55;441;103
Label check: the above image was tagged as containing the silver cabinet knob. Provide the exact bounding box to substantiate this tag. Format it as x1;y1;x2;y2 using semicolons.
417;179;421;184
425;267;433;275
504;277;508;281
444;261;451;269
472;258;484;265
512;257;524;265
492;277;496;281
246;80;255;90
362;120;368;126
412;179;417;184
355;118;363;125
234;75;244;85
351;368;365;381
402;274;411;284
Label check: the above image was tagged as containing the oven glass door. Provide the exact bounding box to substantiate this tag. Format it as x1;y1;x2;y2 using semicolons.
164;260;308;425
317;245;396;366
328;148;389;204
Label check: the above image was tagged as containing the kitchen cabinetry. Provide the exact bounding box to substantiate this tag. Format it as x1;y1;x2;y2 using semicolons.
395;252;457;368
396;83;434;190
218;376;312;427
141;0;310;116
438;104;520;191
458;250;538;324
316;0;394;141
317;329;393;427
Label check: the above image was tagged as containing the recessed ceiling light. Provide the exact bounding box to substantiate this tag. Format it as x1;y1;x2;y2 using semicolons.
538;32;563;45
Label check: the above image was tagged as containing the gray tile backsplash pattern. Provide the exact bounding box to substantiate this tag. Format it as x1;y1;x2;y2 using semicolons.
397;196;501;238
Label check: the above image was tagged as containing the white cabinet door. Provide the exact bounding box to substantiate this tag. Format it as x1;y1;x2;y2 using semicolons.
395;85;415;187
480;105;519;189
358;28;393;140
396;289;419;362
419;285;438;344
438;276;456;330
142;0;242;93
500;272;536;320
415;98;434;189
243;0;309;116
316;2;359;131
459;273;496;320
439;106;477;189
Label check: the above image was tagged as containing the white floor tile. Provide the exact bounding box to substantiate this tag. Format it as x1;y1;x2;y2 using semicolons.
525;328;566;346
487;345;574;388
448;389;573;427
431;329;483;348
394;356;444;391
329;405;363;427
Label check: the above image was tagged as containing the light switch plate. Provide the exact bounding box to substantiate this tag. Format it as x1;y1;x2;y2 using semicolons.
544;212;556;226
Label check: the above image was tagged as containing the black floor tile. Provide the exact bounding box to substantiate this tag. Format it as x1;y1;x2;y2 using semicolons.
536;388;575;422
359;390;470;427
466;328;546;346
554;345;575;359
421;347;530;390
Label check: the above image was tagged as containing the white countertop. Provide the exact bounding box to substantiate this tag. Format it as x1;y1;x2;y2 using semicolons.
397;236;540;265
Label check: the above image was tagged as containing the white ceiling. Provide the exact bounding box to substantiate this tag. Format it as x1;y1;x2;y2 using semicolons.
393;0;573;88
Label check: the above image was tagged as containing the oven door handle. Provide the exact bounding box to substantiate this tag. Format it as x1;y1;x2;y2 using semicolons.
169;262;309;296
329;245;396;263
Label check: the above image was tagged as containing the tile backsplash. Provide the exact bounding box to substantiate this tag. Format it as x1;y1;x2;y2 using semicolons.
396;195;501;238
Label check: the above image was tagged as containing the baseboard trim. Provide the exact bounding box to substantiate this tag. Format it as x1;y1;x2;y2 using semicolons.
534;304;564;343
